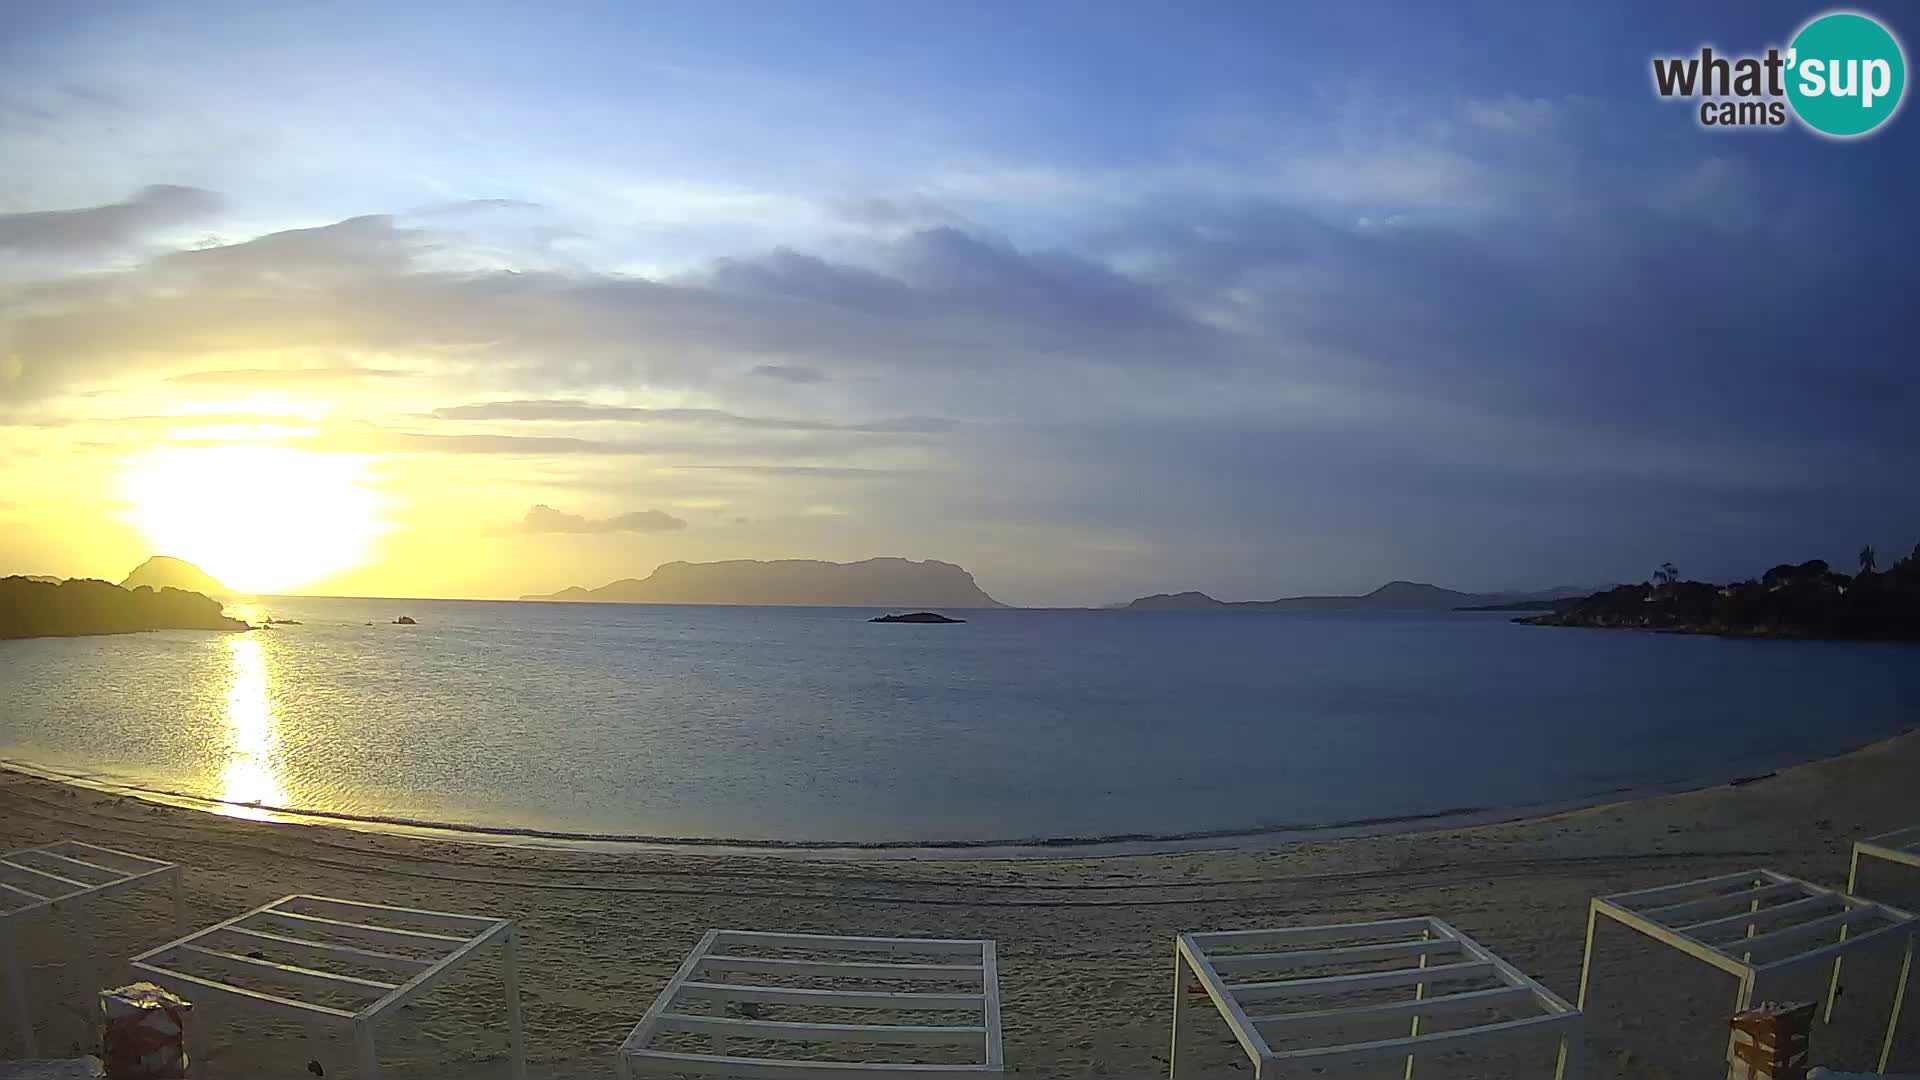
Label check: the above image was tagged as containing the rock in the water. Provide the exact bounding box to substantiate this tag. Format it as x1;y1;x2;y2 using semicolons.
870;611;964;624
392;615;417;625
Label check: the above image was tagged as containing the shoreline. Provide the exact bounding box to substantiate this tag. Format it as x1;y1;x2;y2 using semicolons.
0;729;1880;859
1514;616;1920;643
5;726;1919;1077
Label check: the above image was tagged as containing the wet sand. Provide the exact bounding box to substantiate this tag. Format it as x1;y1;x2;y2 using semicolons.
4;728;1918;1078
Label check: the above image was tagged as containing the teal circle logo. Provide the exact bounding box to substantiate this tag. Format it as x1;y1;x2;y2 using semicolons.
1787;12;1906;137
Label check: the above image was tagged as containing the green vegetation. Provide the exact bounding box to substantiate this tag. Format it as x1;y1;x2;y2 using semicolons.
0;576;249;640
1520;543;1920;640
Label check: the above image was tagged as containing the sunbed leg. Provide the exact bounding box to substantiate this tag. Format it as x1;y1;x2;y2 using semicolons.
713;964;731;1057
1554;1015;1583;1080
1405;927;1430;1080
1726;973;1758;1080
302;1019;330;1080
172;866;187;935
1878;933;1914;1074
1168;940;1186;1080
1575;903;1599;1012
3;919;36;1057
354;1019;380;1080
187;995;208;1080
1741;893;1762;964
504;926;528;1080
1826;845;1861;1023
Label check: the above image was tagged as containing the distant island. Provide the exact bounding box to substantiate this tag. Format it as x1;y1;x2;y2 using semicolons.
1124;581;1591;611
1520;545;1920;640
871;611;965;623
1455;598;1566;612
1;576;249;640
524;558;1005;608
122;555;229;596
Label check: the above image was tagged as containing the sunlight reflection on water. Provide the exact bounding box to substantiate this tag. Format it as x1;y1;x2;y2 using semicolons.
214;634;286;819
223;600;268;625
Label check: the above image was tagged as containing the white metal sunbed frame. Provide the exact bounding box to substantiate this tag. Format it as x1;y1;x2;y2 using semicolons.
0;838;184;1056
1577;868;1918;1074
1825;827;1920;1030
618;929;1004;1080
130;894;525;1080
1848;826;1920;891
1170;916;1583;1079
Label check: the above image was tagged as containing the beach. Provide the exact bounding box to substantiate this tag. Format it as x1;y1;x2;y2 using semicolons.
4;728;1918;1079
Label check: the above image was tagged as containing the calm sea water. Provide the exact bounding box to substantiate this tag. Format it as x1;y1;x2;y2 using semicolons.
1;598;1916;846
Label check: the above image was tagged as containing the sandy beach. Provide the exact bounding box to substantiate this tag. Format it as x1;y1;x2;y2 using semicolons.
5;729;1919;1079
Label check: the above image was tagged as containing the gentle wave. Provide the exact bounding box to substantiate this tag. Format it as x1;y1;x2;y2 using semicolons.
2;754;1661;852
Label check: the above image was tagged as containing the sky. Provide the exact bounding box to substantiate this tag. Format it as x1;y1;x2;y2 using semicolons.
1;1;1916;606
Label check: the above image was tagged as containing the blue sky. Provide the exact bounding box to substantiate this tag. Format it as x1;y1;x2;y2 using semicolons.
1;2;1916;603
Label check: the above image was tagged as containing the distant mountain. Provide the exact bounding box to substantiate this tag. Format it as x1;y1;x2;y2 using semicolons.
523;558;1005;608
1123;580;1593;611
1128;590;1225;610
1454;585;1599;612
121;556;228;596
2;576;249;639
1455;598;1563;612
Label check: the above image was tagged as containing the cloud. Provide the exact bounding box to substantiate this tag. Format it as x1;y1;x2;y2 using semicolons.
1464;96;1557;133
0;185;222;252
409;198;544;217
2;111;1917;604
167;365;412;386
512;503;687;534
431;398;952;433
747;363;827;383
326;429;654;456
826;193;963;229
156;214;425;279
4;178;1913;477
662;464;898;477
0;213;1224;409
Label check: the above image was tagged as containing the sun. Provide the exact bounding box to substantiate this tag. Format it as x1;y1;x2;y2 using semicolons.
120;445;388;594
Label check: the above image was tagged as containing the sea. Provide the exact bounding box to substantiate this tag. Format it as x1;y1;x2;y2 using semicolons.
2;597;1916;851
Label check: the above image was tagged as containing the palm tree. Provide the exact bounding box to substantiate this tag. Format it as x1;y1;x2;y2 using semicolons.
1654;562;1679;589
1859;545;1878;576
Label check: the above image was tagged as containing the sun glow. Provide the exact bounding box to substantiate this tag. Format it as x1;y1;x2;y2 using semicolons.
120;445;388;594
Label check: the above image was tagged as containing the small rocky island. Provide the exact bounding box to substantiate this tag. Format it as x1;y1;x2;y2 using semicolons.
1520;544;1920;641
1;575;249;640
870;612;965;624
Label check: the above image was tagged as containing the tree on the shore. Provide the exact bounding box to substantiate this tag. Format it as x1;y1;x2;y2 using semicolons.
1536;541;1920;640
